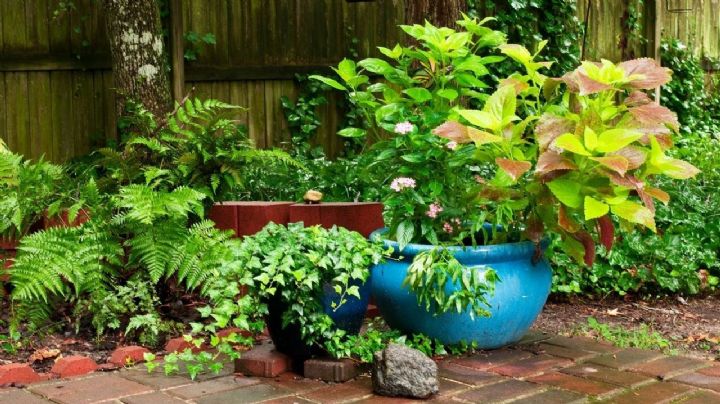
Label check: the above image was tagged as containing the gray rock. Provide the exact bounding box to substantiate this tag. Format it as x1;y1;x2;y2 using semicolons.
372;343;439;398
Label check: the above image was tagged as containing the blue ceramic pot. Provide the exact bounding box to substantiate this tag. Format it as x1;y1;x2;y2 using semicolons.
266;278;371;359
369;229;551;348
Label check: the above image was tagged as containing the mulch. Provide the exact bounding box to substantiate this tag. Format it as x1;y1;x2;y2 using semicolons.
535;293;720;360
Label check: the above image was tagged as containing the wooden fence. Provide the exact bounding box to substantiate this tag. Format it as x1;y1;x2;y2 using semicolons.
0;0;718;162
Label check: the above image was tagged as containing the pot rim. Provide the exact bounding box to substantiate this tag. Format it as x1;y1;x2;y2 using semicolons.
370;227;548;262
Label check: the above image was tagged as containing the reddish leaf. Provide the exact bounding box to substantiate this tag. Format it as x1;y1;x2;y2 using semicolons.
496;158;532;181
590;156;630;176
619;58;672;90
432;121;472;143
561;68;612;96
558;204;580;233
611;146;647;170
572;231;596;266
624;91;653;107
524;214;544;243
629;102;679;132
536;151;577;174
605;171;644;190
597;215;615;251
499;77;529;94
644;186;670;204
535;114;576;150
637;188;656;214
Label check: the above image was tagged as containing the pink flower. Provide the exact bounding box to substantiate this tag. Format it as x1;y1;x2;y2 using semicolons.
394;121;414;135
390;177;416;192
446;141;458;150
426;203;443;219
443;222;454;233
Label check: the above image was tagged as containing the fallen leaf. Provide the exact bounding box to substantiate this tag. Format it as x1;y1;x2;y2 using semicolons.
606;308;620;316
28;348;61;363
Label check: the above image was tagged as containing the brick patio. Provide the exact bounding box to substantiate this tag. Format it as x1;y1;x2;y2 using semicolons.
3;331;720;404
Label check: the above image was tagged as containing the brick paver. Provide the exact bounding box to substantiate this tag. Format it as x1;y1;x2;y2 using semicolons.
2;330;717;404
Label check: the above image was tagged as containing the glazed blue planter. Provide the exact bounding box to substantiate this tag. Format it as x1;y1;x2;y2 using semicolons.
322;278;372;334
370;229;551;348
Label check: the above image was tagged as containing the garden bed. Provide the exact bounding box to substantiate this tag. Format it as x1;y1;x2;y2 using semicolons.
536;293;720;360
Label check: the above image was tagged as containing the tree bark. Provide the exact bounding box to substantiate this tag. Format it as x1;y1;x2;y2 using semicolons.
404;0;467;28
103;0;172;118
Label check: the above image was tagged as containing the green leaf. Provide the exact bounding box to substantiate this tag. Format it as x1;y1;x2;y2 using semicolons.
595;129;643;153
336;59;356;82
396;220;415;251
337;127;366;138
436;88;459;101
309;75;346;91
458;109;497;131
611;200;656;232
554;133;591;156
358;58;394;75
547;178;582;208
403;88;432;103
584;196;609;220
485;85;517;128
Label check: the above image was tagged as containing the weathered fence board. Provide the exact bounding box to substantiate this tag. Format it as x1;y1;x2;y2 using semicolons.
0;0;717;161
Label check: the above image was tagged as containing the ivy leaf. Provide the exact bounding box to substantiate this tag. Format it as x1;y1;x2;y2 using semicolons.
611;200;656;232
584;196;609;220
547;178;582;208
396;220;415;251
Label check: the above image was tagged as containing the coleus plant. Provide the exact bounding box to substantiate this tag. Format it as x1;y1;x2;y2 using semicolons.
438;57;699;265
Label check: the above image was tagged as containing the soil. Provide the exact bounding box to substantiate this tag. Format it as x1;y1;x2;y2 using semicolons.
2;292;719;372
535;293;720;361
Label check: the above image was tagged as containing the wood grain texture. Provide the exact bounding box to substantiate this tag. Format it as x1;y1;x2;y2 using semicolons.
0;0;718;162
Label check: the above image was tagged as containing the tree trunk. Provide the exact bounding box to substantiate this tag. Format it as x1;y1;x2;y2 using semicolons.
103;0;172;119
404;0;467;28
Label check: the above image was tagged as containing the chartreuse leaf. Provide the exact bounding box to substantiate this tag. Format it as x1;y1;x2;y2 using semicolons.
584;196;609;220
486;85;517;128
584;127;598;151
595;129;643;153
554;133;590;156
648;136;700;179
547;178;582;208
467;128;503;145
611;200;656;232
335;59;356;82
458;110;497;131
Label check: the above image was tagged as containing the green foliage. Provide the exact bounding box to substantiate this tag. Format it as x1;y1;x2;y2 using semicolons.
183;31;216;61
169;223;386;378
404;248;498;318
0;151;63;238
467;0;581;77
552;39;720;296
583;317;674;353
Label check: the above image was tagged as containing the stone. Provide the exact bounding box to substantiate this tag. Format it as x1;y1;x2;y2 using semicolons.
304;358;359;382
109;346;151;366
50;355;98;378
450;349;532;371
372;343;439;399
0;363;43;385
561;363;654;388
303;190;323;203
234;342;291;377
